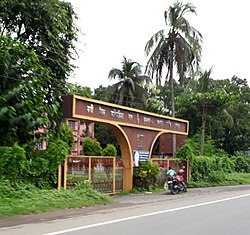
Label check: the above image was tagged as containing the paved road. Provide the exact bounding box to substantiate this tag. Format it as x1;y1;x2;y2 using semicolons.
0;185;250;235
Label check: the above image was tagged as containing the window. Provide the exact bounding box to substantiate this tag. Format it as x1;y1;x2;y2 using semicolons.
68;121;75;130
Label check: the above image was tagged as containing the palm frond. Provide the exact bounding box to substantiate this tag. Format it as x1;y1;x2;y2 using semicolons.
145;30;164;56
108;68;123;80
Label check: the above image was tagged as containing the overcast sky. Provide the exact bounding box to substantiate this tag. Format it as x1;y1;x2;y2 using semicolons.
68;0;250;90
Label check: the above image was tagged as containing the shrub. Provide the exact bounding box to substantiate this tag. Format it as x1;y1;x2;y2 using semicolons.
190;155;235;183
176;143;194;161
82;137;102;156
0;132;72;189
102;144;117;156
51;124;74;152
232;156;250;173
133;161;160;191
0;144;27;182
208;170;226;183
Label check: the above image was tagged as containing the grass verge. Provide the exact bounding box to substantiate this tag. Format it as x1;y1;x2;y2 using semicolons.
1;173;250;218
0;183;113;218
187;173;250;188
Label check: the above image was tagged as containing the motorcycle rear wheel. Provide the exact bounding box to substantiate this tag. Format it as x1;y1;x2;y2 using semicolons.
170;187;179;195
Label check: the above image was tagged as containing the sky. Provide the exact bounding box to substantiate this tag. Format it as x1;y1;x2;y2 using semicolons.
68;0;250;90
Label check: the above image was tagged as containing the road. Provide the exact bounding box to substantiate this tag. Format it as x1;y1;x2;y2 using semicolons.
0;185;250;235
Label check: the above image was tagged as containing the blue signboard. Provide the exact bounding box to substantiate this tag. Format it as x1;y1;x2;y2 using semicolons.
133;150;150;166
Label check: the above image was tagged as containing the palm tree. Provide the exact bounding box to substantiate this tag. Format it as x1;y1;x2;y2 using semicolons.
198;69;212;155
145;1;202;156
108;56;151;109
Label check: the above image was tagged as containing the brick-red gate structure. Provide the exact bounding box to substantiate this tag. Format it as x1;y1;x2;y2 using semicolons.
62;95;189;191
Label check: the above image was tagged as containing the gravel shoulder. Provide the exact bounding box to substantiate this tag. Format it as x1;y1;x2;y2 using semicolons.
1;185;250;228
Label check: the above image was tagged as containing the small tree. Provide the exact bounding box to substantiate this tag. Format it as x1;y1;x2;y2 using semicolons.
103;144;117;156
82;137;102;156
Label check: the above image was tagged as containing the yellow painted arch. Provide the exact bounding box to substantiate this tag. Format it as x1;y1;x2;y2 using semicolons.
99;123;133;191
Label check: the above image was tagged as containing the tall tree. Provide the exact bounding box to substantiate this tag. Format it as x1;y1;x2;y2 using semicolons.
145;1;202;156
65;82;92;98
176;70;233;155
0;0;78;123
108;56;151;109
93;85;113;103
198;69;214;155
145;0;202;115
0;36;53;146
212;77;250;155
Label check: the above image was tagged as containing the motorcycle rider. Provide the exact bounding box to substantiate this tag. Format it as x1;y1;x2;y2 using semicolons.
167;167;176;177
165;167;176;190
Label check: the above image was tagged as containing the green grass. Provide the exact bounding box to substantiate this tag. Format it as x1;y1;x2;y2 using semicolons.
0;187;113;218
187;173;250;188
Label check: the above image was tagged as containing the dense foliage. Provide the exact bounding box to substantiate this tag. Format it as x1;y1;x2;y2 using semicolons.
176;76;250;155
65;82;92;97
94;123;120;155
82;137;103;156
0;0;78;190
0;36;53;146
82;137;118;157
103;144;117;156
176;135;250;185
0;137;70;188
133;161;160;191
0;0;78;106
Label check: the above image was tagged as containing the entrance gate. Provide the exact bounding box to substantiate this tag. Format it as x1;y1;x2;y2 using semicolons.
62;95;189;191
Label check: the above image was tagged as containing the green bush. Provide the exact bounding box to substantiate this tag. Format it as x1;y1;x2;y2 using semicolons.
26;139;69;188
208;170;226;183
82;137;102;156
190;155;235;183
231;155;250;173
176;143;194;161
50;124;74;152
102;144;117;156
0;138;69;189
0;144;27;182
133;161;160;191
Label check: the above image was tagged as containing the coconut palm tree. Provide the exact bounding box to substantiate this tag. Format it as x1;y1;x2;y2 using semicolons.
108;56;151;109
145;1;202;156
145;1;202;115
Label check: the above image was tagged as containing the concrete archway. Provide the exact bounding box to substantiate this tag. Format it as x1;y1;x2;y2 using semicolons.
63;95;189;191
103;123;133;191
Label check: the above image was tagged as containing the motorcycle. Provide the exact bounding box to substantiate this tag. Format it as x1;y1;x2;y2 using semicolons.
166;169;187;195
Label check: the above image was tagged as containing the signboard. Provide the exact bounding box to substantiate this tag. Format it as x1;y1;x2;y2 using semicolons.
63;95;189;134
133;150;150;167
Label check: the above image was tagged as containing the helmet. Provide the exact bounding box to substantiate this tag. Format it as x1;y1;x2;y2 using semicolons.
177;169;185;175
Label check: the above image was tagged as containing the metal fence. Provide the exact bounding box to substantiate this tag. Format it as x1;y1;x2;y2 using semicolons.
57;156;188;193
150;158;189;188
59;156;124;194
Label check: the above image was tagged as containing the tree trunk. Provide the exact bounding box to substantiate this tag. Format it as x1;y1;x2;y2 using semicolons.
200;104;207;156
169;49;176;157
